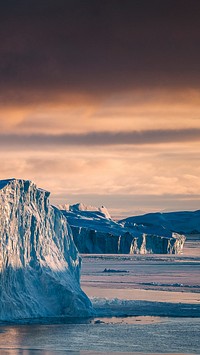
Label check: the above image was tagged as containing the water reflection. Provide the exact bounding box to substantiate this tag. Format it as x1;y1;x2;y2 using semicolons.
0;318;199;354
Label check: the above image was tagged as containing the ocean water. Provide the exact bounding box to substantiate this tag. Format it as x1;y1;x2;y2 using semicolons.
0;236;199;354
0;317;200;354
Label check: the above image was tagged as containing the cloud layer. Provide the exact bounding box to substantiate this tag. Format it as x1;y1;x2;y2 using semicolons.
0;0;200;104
1;142;200;216
1;128;200;147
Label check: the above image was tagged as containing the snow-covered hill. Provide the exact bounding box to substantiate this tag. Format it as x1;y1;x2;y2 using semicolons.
60;204;185;254
120;210;200;234
0;179;92;321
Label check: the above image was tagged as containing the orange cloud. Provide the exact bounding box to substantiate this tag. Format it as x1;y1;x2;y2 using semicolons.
0;107;32;131
0;88;200;135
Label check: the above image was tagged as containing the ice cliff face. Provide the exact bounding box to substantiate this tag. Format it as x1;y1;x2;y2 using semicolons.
60;204;185;254
0;179;92;321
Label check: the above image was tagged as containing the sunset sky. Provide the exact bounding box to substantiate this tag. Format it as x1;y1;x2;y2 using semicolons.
1;0;200;217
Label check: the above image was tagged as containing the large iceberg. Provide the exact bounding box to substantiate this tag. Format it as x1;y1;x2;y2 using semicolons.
60;204;185;254
120;210;200;234
0;179;92;321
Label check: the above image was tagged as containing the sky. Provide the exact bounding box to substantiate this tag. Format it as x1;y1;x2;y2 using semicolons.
0;0;200;217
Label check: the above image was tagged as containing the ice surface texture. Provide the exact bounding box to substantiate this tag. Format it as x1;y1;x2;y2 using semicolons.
61;205;185;254
0;179;92;321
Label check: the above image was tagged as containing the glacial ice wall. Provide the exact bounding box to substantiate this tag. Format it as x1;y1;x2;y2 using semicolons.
61;205;185;254
0;179;92;321
70;226;184;254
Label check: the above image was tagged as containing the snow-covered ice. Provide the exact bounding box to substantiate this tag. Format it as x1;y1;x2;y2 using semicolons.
120;210;200;234
81;241;200;318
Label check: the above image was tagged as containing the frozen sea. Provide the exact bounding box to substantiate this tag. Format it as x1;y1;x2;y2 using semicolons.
0;235;199;355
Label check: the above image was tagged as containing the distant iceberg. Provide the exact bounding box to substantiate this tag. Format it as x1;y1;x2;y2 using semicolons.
0;179;93;321
120;210;200;235
60;204;185;254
